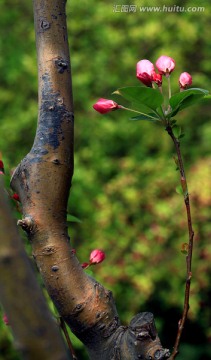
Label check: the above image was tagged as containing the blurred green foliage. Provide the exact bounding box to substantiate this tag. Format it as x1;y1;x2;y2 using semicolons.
0;0;211;359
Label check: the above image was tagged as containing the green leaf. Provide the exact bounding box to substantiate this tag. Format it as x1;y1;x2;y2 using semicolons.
113;86;164;112
169;88;209;117
132;102;154;114
130;114;161;122
178;133;185;139
172;125;182;139
170;119;177;126
67;214;82;223
176;185;183;196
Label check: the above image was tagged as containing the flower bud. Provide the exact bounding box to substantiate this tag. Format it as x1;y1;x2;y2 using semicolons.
12;193;20;202
179;72;192;89
156;55;175;76
152;72;162;87
3;314;9;326
0;160;5;175
93;98;120;114
89;249;105;265
136;59;155;87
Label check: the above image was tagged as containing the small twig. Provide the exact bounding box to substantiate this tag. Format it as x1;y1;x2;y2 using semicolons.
58;316;78;360
166;125;194;360
167;75;172;99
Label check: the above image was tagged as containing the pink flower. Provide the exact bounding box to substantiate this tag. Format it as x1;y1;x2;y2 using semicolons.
89;249;105;265
156;55;175;76
179;72;192;89
0;160;5;175
93;98;120;114
152;72;162;87
136;59;155;87
12;193;20;202
3;314;9;326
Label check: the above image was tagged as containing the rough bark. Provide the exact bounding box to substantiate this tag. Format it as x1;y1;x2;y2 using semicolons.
10;0;170;358
0;180;70;360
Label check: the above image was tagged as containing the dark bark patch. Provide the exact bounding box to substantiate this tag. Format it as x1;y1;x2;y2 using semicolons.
40;20;51;30
32;73;73;151
30;149;49;157
54;57;69;74
42;246;56;255
130;312;157;341
0;254;13;265
52;159;61;165
52;265;59;272
102;316;119;338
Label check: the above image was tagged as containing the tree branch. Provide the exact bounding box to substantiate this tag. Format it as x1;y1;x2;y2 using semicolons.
59;317;78;360
166;125;194;359
0;179;70;360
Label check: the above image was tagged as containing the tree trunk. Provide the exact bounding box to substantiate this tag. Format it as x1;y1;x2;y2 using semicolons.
10;0;170;359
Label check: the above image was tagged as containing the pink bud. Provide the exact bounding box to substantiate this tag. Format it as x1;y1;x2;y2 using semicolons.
156;55;175;76
179;72;192;89
93;98;120;114
81;262;89;269
0;160;5;175
136;59;155;87
12;193;20;202
89;249;105;265
3;314;9;326
152;72;162;87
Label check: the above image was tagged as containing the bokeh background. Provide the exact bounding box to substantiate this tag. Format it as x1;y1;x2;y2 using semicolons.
0;0;210;359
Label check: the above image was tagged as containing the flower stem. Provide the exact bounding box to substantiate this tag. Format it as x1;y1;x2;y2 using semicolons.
167;75;171;99
119;106;160;120
165;125;194;360
59;317;78;360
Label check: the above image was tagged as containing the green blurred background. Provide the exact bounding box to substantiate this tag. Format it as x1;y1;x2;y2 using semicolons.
0;0;210;359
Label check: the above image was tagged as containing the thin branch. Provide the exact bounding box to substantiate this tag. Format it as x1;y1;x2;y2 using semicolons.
166;126;194;360
59;317;78;360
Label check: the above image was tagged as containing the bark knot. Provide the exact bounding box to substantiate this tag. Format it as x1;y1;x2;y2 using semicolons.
40;20;51;30
54;57;68;74
51;265;59;272
42;246;57;255
147;346;171;360
17;216;36;235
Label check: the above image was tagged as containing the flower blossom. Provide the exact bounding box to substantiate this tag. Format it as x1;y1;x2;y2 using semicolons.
136;59;155;87
3;314;9;326
179;72;192;89
93;98;121;114
152;72;162;87
12;193;20;202
89;249;105;265
156;55;175;76
0;160;4;175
